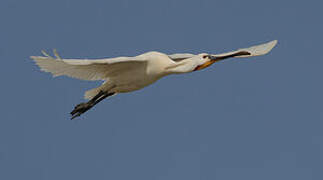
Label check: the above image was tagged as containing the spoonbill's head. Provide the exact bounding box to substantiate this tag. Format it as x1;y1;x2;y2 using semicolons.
193;53;218;71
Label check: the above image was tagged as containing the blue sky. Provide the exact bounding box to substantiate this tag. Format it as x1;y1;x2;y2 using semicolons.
0;0;322;179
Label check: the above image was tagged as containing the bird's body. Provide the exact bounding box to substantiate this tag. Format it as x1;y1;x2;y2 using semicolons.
109;51;172;93
31;40;277;119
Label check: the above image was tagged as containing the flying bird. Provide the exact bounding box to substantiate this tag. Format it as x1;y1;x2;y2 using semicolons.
31;40;277;119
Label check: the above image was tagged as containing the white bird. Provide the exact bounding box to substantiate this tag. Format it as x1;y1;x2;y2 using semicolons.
31;40;277;119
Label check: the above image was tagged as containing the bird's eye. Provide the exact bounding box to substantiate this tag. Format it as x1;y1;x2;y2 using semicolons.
203;55;208;59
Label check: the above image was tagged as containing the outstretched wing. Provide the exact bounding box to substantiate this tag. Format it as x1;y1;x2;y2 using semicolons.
212;40;277;59
31;52;146;81
168;40;277;61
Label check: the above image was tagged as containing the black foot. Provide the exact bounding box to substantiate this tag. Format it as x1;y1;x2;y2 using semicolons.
70;102;93;120
69;91;116;120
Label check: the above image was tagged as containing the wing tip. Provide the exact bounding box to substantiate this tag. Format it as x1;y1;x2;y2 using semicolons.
30;55;47;61
247;39;278;56
30;56;38;60
262;39;278;55
267;39;278;50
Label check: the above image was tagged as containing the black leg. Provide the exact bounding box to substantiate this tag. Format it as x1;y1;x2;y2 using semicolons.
70;91;115;120
90;92;115;107
70;90;104;117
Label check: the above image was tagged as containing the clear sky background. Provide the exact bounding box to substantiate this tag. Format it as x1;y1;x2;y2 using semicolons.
0;0;322;179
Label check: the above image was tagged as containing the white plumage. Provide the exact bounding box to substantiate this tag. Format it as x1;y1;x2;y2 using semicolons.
31;40;277;119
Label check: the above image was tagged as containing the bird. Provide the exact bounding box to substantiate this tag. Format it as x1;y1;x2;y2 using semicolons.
31;40;277;119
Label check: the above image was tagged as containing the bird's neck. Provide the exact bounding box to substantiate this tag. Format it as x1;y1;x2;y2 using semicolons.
165;59;195;74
